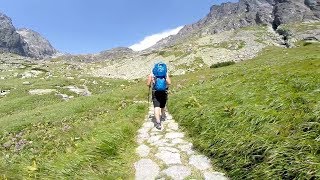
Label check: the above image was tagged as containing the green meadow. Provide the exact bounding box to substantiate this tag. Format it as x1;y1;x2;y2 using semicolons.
0;41;319;179
169;42;320;179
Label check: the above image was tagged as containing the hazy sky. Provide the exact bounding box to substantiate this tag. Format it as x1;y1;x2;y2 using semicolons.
0;0;237;54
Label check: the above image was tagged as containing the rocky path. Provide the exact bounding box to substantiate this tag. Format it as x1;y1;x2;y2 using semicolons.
134;106;228;180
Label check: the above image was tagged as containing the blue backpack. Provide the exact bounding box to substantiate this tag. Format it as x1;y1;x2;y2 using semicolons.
152;62;167;91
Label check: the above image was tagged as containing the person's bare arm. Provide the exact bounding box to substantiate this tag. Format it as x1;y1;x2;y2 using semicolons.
146;74;152;87
166;74;171;85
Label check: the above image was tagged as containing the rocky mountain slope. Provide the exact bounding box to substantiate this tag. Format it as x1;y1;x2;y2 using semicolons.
89;0;320;79
149;0;320;50
0;12;57;59
0;13;27;56
17;28;57;59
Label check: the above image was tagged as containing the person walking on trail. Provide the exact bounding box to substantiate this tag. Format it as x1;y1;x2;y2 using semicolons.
147;62;171;130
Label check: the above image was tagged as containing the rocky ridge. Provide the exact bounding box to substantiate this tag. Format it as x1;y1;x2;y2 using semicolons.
0;12;57;59
149;0;320;50
90;0;320;79
17;28;57;59
0;13;27;56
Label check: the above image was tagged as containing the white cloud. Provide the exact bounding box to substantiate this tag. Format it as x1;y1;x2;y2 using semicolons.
129;26;184;51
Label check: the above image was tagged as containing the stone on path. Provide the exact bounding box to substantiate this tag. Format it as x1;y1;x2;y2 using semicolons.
178;143;194;155
147;135;162;144
167;122;179;130
165;132;184;139
137;132;150;144
142;122;154;129
135;106;228;179
134;159;160;180
204;171;228;180
155;150;182;165
189;155;212;171
158;147;180;153
136;144;150;157
151;139;168;147
162;165;191;180
172;138;187;145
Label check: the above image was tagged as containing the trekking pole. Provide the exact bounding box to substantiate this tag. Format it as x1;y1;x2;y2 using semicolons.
147;85;151;108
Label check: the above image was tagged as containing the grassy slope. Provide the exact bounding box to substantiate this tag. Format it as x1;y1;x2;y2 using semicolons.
168;42;320;179
0;63;149;179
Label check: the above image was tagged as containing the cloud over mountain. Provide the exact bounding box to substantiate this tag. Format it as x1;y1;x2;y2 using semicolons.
130;26;183;51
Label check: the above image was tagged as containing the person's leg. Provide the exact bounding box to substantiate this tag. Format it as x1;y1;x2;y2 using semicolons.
160;108;166;120
154;107;161;124
159;91;168;121
153;91;162;129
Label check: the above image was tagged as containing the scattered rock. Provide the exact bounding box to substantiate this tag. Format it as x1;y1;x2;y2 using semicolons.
56;93;71;101
0;90;10;96
22;81;31;85
64;86;91;96
15;139;28;152
3;141;12;149
29;89;56;95
62;125;71;132
20;70;43;79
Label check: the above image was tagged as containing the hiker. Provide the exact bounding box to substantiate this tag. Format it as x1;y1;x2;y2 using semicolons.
147;62;171;129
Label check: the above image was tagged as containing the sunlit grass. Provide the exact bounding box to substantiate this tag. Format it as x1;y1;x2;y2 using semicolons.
169;42;320;179
0;60;149;179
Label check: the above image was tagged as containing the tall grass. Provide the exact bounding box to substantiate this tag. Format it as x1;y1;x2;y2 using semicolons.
0;61;149;179
168;43;320;179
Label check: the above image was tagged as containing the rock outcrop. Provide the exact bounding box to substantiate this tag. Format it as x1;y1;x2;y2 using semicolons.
17;28;57;59
150;0;320;49
0;13;27;56
97;47;134;60
0;12;57;59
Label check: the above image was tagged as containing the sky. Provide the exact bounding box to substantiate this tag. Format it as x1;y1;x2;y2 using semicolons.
0;0;237;54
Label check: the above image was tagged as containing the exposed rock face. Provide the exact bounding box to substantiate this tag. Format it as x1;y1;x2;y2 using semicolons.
97;47;134;60
0;12;27;56
17;28;57;59
151;0;320;49
0;12;57;59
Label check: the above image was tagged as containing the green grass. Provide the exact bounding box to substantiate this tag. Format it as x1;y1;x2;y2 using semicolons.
281;22;320;33
168;42;320;179
0;60;149;179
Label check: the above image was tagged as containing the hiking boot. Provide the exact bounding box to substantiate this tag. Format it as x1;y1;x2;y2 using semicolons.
156;123;162;130
160;115;166;121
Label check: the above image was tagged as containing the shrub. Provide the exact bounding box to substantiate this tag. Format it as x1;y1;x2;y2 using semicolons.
210;61;235;68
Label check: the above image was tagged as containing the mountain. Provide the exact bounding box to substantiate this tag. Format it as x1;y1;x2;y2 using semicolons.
0;12;57;59
17;28;57;59
97;47;134;60
150;0;320;49
0;13;27;56
91;0;319;79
